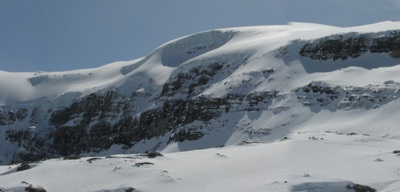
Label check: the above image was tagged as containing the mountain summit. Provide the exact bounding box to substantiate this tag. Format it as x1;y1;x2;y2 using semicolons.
1;22;400;166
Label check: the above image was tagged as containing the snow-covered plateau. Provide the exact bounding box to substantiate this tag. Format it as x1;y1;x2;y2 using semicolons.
1;21;400;191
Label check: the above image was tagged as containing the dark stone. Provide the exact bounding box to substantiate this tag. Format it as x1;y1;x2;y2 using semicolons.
146;152;163;158
135;162;154;167
86;157;102;163
125;187;136;192
25;185;46;192
16;162;30;172
346;184;376;192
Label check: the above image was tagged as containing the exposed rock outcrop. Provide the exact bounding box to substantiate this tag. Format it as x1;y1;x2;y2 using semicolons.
299;31;400;61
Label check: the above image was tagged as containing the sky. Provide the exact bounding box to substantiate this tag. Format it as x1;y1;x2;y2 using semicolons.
1;0;400;72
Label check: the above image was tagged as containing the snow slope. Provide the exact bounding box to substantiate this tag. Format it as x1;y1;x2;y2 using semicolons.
1;21;400;191
1;21;399;104
1;132;400;191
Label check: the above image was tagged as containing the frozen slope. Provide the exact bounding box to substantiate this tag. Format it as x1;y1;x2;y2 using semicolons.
2;132;400;191
0;22;400;192
0;21;399;104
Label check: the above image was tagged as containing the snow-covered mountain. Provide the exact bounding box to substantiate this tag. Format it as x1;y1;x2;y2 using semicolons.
1;21;400;191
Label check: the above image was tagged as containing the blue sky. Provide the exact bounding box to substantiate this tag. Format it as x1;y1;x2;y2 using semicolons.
1;0;400;72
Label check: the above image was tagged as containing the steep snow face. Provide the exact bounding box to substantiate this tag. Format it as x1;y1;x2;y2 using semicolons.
1;21;400;165
160;30;237;67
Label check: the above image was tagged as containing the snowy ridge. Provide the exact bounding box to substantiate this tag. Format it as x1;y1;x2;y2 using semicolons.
1;21;399;104
1;21;400;191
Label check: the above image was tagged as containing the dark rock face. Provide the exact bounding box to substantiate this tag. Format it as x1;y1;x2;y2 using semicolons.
0;108;28;126
160;62;224;97
3;86;279;163
7;79;396;163
1;56;281;163
299;31;400;60
295;81;400;111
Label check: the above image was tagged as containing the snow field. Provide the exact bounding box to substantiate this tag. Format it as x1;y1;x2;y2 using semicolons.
2;132;400;191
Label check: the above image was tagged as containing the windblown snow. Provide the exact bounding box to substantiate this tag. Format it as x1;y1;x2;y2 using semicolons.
1;22;399;103
1;21;400;191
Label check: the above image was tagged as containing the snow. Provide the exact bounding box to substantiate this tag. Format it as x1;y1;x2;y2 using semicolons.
1;21;399;105
1;21;400;191
1;133;400;191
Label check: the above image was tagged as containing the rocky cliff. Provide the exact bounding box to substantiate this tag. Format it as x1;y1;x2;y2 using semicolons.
1;22;400;164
